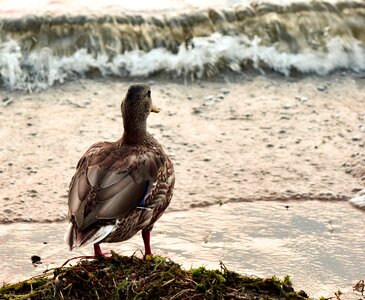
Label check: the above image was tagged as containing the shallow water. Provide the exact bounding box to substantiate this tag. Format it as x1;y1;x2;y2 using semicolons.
1;201;364;298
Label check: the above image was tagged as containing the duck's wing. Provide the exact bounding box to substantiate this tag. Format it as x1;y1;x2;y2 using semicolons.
68;142;163;232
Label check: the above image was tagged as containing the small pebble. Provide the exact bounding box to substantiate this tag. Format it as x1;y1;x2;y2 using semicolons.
295;96;308;102
204;95;215;101
282;103;292;109
219;88;230;94
31;255;42;265
192;107;202;115
2;96;13;106
317;85;327;91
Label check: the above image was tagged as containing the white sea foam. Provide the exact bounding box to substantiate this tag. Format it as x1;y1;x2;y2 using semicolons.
1;33;365;91
350;189;365;209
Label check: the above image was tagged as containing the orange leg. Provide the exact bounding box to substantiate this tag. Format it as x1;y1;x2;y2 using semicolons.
94;244;106;257
61;244;110;267
142;229;152;257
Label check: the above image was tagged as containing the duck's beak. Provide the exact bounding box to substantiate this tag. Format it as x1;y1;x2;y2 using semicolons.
151;104;160;113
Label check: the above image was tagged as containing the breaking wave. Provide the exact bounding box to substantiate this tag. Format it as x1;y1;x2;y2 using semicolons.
0;1;364;91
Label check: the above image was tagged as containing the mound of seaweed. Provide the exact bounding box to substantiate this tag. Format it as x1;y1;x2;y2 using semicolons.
0;252;309;299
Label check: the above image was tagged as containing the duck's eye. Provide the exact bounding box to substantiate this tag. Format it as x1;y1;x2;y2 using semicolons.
147;90;151;97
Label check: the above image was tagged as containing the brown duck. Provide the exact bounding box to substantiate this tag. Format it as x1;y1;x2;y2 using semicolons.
64;83;175;257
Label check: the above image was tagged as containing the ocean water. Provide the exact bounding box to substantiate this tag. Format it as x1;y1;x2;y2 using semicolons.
0;0;364;91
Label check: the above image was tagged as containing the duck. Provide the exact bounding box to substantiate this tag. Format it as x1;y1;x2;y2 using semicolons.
64;83;175;257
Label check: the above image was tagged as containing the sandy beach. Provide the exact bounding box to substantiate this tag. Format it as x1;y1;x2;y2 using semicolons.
0;74;364;222
0;74;365;298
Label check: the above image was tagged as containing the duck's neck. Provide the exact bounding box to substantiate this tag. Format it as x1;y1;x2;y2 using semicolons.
122;117;148;144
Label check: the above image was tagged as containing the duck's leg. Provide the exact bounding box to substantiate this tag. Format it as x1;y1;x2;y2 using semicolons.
142;229;152;257
94;244;107;257
61;245;109;267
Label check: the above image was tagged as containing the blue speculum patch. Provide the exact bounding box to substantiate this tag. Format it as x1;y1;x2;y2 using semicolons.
138;181;150;207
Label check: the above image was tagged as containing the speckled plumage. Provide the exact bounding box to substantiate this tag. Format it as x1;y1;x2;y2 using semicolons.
65;84;175;256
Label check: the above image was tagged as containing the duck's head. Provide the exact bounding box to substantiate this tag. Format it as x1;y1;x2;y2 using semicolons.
121;83;159;122
121;84;160;142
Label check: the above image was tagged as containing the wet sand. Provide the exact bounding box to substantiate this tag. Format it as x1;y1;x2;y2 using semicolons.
0;74;364;297
0;75;364;221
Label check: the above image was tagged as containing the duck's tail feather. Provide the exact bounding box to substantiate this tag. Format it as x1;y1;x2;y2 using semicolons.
64;222;115;250
64;223;75;250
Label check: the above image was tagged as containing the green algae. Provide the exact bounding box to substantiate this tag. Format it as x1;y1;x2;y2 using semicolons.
0;252;309;299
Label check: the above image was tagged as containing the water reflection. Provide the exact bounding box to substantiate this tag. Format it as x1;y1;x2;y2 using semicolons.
0;200;364;298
